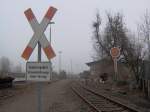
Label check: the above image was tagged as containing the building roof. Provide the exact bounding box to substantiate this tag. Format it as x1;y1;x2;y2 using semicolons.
86;57;111;66
86;60;101;66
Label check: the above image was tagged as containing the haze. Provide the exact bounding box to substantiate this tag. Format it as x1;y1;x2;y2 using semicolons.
0;0;150;73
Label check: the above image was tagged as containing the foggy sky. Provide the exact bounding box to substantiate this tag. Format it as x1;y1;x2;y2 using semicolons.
0;0;150;73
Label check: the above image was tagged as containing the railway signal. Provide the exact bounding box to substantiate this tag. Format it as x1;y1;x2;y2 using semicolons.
110;47;120;58
110;47;120;81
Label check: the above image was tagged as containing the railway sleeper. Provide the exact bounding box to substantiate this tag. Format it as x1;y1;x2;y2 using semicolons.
95;104;121;108
88;100;116;106
99;107;125;112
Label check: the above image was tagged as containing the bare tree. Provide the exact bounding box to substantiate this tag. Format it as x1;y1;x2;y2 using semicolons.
14;65;22;73
92;12;109;60
138;10;150;59
59;70;67;79
104;12;128;54
136;11;150;94
123;33;145;84
92;12;128;59
0;57;11;76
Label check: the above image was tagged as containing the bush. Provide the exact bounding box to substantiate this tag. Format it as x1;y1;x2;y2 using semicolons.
116;81;128;86
0;77;14;89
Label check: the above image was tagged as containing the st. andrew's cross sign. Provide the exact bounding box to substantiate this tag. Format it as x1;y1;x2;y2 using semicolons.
21;6;57;60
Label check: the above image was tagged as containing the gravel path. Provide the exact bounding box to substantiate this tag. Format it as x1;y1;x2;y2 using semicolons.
0;80;90;112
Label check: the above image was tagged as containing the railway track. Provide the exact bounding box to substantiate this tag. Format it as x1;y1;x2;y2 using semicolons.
0;90;14;102
71;83;141;112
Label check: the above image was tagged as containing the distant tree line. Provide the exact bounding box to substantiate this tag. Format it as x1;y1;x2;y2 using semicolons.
52;70;67;80
0;56;69;80
0;56;22;77
79;71;90;79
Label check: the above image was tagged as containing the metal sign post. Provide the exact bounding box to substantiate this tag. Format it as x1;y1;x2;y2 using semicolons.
113;58;118;81
49;22;55;82
37;42;42;112
37;82;42;112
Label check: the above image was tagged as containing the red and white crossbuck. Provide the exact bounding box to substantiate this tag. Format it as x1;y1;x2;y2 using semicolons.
21;6;57;60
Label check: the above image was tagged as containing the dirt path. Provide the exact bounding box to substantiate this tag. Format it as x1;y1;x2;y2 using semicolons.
0;80;90;112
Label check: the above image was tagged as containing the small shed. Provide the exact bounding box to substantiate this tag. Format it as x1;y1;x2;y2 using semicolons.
86;58;132;82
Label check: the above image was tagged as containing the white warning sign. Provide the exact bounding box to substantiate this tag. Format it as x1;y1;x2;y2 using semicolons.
26;62;51;81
